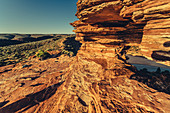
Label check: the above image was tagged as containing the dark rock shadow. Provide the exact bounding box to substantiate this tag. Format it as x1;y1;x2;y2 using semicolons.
151;50;170;61
0;81;64;113
0;101;9;108
93;20;147;45
0;69;12;74
163;41;170;47
118;21;147;44
130;68;170;94
31;83;44;87
62;36;82;56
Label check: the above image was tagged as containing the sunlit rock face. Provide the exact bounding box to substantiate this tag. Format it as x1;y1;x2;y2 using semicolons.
67;0;170;112
0;1;170;113
120;0;170;65
73;1;145;45
72;0;170;66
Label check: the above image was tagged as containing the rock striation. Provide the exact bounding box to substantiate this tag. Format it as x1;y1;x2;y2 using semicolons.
72;0;170;66
0;0;170;113
69;0;170;112
120;0;170;65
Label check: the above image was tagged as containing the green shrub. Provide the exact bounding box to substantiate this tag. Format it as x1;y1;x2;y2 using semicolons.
61;49;74;56
36;50;50;60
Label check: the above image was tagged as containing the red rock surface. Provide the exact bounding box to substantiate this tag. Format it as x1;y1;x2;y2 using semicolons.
73;0;170;66
0;0;170;113
120;0;170;65
0;52;169;112
0;51;170;112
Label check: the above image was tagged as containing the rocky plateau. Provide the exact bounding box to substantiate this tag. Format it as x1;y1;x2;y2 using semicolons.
0;0;170;112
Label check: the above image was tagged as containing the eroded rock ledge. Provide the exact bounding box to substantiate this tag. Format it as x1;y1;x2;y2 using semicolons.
0;0;170;112
73;0;170;66
69;0;170;112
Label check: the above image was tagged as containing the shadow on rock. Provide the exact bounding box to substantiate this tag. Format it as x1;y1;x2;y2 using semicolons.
0;81;64;113
130;68;170;94
0;101;9;108
63;36;82;56
151;50;170;61
163;41;170;47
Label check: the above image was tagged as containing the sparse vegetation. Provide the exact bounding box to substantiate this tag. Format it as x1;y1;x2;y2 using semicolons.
36;50;51;60
0;34;76;67
129;46;140;52
127;46;140;55
61;49;74;56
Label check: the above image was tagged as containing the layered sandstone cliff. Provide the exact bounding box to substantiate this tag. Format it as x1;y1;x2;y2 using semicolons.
120;0;170;65
0;0;170;113
72;0;170;66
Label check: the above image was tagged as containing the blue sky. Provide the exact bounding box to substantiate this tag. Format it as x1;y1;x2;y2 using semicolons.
0;0;78;34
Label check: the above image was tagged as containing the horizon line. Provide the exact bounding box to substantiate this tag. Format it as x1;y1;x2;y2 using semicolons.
0;32;75;35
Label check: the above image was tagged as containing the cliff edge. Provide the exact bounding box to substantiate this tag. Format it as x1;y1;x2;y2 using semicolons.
0;0;170;112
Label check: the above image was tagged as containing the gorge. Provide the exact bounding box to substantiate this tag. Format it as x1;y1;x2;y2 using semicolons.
0;0;170;112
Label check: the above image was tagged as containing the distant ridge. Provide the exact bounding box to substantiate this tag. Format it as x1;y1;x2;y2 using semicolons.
0;33;74;47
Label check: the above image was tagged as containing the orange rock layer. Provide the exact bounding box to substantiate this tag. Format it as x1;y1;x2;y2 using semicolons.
71;0;170;66
0;0;170;113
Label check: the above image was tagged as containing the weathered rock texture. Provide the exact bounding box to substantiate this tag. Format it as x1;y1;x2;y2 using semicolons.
0;54;169;113
120;0;170;65
69;0;170;112
72;0;170;66
0;0;170;113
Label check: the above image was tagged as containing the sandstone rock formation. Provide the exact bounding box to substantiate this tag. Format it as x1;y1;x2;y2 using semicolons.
0;53;169;113
120;0;170;65
0;0;170;113
73;0;170;66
